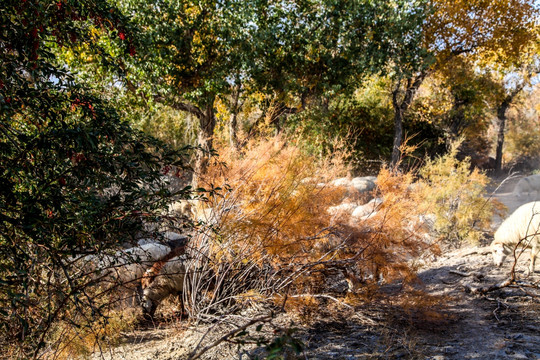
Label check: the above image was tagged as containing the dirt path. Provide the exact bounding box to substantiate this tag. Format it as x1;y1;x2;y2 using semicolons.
91;175;540;360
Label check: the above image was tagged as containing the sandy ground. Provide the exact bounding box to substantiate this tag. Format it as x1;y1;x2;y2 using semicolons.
90;175;540;360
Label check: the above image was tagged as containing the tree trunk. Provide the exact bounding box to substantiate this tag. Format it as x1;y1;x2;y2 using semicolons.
229;112;239;151
192;103;216;188
151;95;220;188
390;72;427;167
229;88;241;151
494;85;525;174
494;102;508;174
448;98;467;139
391;92;404;166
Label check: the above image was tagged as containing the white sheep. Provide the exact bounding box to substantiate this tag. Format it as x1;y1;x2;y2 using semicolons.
140;253;187;317
137;231;188;247
491;201;540;276
513;174;540;199
91;243;171;290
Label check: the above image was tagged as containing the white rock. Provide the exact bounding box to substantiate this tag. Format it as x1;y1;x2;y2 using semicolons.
351;177;376;193
351;198;383;218
331;177;351;187
327;202;357;216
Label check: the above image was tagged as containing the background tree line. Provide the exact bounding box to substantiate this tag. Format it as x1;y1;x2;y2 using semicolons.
66;0;538;175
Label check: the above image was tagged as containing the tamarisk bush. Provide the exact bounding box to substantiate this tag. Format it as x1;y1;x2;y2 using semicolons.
181;138;438;321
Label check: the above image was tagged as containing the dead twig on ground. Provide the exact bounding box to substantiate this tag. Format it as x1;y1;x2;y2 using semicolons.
187;313;274;360
492;299;509;322
449;270;472;277
464;278;514;294
465;277;539;293
288;294;354;309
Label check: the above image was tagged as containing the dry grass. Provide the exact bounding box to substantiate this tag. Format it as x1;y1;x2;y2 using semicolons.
43;307;138;360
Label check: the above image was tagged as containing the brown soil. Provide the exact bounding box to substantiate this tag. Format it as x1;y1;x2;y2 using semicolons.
91;175;540;360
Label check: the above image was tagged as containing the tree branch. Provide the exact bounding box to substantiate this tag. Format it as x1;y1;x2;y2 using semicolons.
154;95;204;119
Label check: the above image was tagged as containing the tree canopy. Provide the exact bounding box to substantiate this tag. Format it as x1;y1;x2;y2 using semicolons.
81;0;430;181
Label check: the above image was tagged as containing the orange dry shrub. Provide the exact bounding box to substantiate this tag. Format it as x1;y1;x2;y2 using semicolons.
187;137;438;318
345;166;436;286
199;137;350;266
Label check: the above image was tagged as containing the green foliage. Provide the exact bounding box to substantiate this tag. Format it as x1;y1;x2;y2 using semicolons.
135;103;199;150
67;0;432;162
418;140;500;245
0;0;192;356
249;0;428;96
288;76;446;173
286;81;394;170
407;60;497;163
263;326;304;360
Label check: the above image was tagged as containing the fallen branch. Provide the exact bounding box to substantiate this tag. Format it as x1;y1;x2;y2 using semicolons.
455;246;491;257
289;293;354;309
449;270;472;277
441;279;460;285
464;278;514;294
492;299;509;322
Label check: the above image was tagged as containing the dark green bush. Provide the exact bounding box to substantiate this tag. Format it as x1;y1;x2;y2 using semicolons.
0;1;192;357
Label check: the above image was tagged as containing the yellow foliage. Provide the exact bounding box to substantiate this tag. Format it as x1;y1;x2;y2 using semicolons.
417;139;505;244
504;90;540;161
425;0;537;66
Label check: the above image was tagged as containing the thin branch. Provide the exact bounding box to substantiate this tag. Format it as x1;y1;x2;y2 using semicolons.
288;293;354;309
187;313;274;360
